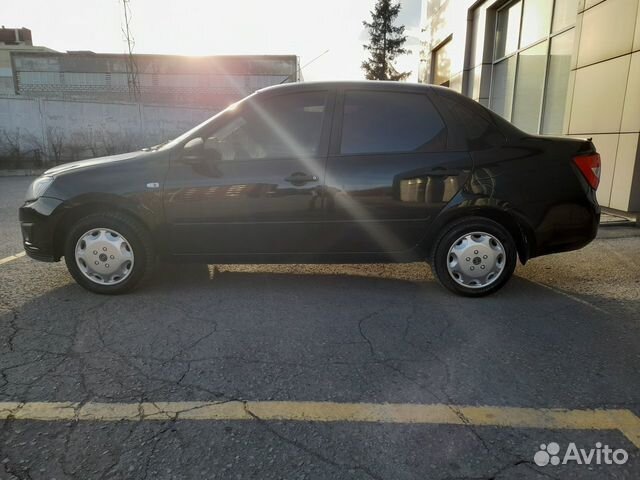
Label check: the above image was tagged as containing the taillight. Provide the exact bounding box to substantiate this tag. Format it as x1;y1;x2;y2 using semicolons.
573;153;601;190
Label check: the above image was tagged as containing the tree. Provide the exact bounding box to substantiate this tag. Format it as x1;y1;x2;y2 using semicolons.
0;129;45;168
46;127;66;165
361;0;411;81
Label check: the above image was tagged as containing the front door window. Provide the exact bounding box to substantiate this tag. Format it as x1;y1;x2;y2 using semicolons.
203;91;328;162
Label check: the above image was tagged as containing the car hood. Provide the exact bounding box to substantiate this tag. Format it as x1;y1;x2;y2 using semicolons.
44;151;148;177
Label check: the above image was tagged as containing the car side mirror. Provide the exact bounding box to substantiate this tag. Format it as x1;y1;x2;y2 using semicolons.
182;137;205;164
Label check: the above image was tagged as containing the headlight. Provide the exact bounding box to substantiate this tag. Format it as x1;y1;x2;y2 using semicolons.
25;176;54;201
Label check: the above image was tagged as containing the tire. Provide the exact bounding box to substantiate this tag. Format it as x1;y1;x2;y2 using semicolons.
430;216;517;297
63;211;155;294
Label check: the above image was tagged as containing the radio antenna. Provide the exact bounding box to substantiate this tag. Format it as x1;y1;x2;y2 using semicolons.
280;49;329;84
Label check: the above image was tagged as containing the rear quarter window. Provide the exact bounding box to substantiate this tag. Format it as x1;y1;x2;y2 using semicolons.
340;91;447;155
433;90;505;150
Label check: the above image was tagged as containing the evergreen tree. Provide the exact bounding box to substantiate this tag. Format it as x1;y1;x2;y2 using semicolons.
361;0;411;81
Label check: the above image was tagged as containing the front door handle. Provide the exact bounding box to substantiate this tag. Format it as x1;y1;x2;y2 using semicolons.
284;172;319;185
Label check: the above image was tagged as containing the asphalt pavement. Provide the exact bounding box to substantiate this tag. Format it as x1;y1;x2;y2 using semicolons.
0;175;639;479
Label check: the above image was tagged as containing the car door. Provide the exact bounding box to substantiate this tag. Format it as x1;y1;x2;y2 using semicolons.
322;88;472;254
164;88;334;256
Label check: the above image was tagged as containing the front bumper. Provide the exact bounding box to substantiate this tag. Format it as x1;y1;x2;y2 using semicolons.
19;196;64;262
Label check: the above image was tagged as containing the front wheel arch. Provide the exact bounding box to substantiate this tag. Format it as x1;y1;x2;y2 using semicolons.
53;202;153;261
62;210;156;294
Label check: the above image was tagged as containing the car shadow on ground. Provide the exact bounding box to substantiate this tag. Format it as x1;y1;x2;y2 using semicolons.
147;261;640;317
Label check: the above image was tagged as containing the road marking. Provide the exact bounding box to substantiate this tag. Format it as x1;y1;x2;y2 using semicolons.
0;401;638;448
0;251;26;266
529;279;610;315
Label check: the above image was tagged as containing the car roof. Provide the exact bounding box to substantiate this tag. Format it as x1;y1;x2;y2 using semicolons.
257;80;441;95
251;80;521;141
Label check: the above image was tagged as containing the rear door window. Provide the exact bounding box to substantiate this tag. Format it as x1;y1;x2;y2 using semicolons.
339;91;446;155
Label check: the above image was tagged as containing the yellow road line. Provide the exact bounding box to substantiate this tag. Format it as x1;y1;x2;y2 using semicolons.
0;401;638;448
0;251;26;266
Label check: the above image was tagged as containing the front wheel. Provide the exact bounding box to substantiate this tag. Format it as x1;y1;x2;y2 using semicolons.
63;212;154;294
431;217;517;297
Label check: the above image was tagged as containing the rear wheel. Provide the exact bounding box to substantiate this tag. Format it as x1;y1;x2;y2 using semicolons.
64;212;154;294
431;217;517;297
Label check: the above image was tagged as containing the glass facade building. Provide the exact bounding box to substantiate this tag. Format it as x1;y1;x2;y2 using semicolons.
419;0;640;213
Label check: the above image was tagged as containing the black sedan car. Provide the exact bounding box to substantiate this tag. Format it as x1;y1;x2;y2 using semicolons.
19;81;600;296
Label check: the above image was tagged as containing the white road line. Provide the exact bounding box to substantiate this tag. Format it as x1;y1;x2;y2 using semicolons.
529;279;610;315
0;251;26;266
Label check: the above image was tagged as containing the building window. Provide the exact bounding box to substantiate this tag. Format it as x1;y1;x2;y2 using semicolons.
552;0;580;32
490;55;517;120
432;38;452;87
520;0;552;48
495;1;522;59
489;0;577;134
541;29;574;133
511;40;548;133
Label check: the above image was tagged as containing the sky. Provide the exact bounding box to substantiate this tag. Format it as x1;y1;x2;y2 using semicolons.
2;0;424;81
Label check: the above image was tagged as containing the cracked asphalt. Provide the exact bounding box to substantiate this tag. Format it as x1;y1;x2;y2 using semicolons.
1;176;640;479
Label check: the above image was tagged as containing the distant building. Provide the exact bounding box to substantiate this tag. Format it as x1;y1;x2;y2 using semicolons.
0;27;299;166
0;27;54;95
10;51;299;108
0;27;33;46
418;0;640;214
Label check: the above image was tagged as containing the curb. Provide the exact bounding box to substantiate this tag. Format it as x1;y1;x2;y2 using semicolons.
597;226;640;239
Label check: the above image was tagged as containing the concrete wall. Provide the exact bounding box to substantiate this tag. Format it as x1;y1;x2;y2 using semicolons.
0;52;297;166
0;95;216;164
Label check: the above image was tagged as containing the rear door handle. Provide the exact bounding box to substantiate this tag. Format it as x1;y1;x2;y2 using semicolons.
284;172;319;184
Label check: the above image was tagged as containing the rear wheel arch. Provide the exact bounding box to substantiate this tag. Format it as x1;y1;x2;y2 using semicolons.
424;207;534;264
430;216;518;296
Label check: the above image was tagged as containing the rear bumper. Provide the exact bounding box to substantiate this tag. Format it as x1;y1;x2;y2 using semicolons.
531;200;600;257
19;196;64;262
